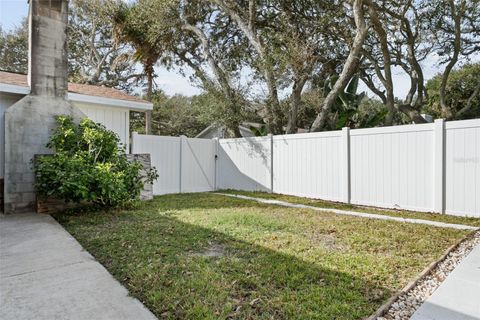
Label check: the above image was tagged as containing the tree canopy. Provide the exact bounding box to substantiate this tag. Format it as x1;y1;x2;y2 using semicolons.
1;0;479;136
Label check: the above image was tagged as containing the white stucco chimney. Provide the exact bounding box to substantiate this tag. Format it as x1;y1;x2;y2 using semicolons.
4;0;85;213
28;0;69;97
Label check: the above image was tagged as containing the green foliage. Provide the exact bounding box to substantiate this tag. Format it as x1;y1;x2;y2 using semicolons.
250;124;269;137
34;116;158;207
323;75;386;129
0;1;140;92
424;63;480;120
151;90;209;137
326;75;365;129
0;19;28;73
356;98;390;128
131;90;261;138
68;0;142;93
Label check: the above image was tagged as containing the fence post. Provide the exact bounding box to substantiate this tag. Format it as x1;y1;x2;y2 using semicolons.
131;131;138;154
342;127;351;204
268;133;274;193
213;138;219;191
179;135;186;193
434;119;445;214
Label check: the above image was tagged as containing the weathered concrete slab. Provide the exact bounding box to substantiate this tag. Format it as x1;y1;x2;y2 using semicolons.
411;245;480;320
0;213;157;320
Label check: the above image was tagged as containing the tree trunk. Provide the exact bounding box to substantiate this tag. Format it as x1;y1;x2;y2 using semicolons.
369;6;395;126
310;0;368;132
439;0;464;119
397;104;427;124
229;124;242;138
455;79;480;119
286;76;307;134
145;67;153;134
213;0;283;134
265;70;284;134
182;23;244;136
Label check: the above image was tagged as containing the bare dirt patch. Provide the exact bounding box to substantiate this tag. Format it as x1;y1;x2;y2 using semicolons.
194;243;226;258
310;230;343;250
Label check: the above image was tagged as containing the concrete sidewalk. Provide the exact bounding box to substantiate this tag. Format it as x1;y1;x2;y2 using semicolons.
411;244;480;320
0;213;157;320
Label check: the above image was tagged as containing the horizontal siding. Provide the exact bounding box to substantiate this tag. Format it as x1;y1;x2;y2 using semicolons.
75;102;129;150
0;94;22;178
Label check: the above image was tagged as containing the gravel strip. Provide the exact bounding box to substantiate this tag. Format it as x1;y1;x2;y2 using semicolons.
375;231;480;320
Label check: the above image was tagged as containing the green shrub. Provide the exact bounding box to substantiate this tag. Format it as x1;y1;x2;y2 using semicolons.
34;115;158;207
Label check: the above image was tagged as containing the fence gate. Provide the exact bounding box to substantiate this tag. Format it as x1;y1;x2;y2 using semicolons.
131;133;215;195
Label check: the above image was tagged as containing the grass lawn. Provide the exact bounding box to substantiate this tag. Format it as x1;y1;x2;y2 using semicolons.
220;189;480;228
55;193;472;319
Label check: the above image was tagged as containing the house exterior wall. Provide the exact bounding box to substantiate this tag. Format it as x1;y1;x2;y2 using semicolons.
5;95;84;213
73;102;130;151
0;94;21;179
0;93;132;179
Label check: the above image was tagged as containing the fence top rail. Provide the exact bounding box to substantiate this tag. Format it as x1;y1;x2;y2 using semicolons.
133;134;181;141
273;130;343;141
350;122;433;136
133;118;480;143
184;137;216;143
217;122;437;142
445;118;480;130
220;136;271;143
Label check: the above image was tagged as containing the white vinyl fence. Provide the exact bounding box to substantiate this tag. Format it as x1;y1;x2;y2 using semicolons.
131;133;215;195
132;118;480;217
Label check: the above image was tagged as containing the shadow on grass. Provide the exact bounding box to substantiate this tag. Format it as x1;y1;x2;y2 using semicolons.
55;195;392;320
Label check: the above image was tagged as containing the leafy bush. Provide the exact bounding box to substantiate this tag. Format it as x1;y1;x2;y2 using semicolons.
424;63;480;120
34;116;158;207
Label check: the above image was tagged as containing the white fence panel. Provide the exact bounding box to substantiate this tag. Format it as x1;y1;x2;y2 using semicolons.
273;131;346;201
132;134;181;195
445;119;480;217
131;134;215;195
217;137;271;191
181;137;215;192
350;124;434;212
131;118;480;217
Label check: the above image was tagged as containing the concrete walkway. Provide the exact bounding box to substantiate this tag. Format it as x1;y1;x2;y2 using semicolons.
0;213;157;320
410;244;480;320
216;193;479;231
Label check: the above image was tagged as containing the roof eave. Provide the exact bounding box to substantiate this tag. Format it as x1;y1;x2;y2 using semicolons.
0;84;153;111
0;83;30;95
68;92;153;111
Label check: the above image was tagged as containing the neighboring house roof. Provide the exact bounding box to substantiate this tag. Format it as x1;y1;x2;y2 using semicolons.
196;123;257;139
0;71;152;111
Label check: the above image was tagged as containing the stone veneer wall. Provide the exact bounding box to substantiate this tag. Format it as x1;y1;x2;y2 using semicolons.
126;154;154;201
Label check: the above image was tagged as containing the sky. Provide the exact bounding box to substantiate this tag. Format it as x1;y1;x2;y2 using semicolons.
0;0;472;99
